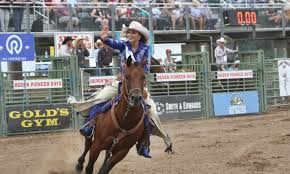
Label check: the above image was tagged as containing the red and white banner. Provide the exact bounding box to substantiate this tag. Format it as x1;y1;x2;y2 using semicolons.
13;79;63;90
89;76;115;86
217;70;253;79
156;72;196;82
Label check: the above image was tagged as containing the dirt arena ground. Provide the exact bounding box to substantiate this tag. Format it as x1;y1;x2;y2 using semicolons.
0;110;290;174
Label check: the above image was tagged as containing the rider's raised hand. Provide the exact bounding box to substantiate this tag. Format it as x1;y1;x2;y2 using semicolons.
100;22;110;41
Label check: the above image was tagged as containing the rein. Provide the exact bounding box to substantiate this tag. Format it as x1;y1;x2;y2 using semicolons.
108;96;145;156
112;76;145;134
111;100;145;136
107;78;145;155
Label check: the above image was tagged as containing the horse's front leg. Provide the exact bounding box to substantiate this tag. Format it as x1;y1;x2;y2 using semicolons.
100;150;110;170
97;148;130;174
76;137;92;172
86;141;102;174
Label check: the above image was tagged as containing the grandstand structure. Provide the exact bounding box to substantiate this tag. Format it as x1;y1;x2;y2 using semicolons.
1;1;290;135
0;1;290;58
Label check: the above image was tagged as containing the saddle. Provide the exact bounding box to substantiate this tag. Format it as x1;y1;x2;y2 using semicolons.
86;81;149;122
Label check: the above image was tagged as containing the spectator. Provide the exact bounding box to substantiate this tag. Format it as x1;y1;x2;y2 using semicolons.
172;4;185;30
266;0;282;27
56;1;79;30
45;0;59;24
163;0;184;30
164;49;177;72
76;37;96;75
90;0;112;27
94;39;103;75
214;37;238;71
202;3;218;30
12;0;25;32
189;0;205;30
227;60;240;71
0;0;11;32
115;0;132;30
152;3;171;30
98;43;114;75
283;3;290;26
59;36;75;56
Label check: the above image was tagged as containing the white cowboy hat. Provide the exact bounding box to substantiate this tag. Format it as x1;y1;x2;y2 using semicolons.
75;37;86;44
234;60;240;64
125;21;150;42
94;39;103;48
216;37;226;43
96;39;102;44
192;0;200;5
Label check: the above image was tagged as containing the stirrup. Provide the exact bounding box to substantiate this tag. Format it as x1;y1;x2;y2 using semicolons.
80;122;95;138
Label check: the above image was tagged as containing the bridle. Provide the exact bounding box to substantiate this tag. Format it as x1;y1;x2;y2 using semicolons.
108;70;146;154
121;73;145;120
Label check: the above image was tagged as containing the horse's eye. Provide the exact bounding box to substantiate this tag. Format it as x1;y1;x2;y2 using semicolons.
141;76;146;80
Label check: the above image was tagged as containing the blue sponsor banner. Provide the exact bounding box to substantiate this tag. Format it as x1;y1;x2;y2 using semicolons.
213;91;259;116
0;34;35;62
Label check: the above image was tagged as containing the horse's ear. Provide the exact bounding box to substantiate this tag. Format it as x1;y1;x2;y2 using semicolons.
126;55;132;67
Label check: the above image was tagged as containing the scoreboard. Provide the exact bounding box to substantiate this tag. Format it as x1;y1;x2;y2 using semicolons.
223;9;258;26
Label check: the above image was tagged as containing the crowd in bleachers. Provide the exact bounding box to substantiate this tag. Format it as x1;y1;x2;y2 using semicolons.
43;0;221;31
0;0;27;32
1;0;290;32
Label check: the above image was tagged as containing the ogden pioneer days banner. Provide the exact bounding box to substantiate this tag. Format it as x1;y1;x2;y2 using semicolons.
217;70;253;79
13;79;63;90
152;95;202;119
89;76;115;86
6;104;72;133
155;72;196;82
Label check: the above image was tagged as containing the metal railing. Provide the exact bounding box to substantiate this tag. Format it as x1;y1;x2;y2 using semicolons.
1;50;289;135
1;2;290;35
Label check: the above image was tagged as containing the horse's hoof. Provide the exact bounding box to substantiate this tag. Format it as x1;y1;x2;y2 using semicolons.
75;163;83;172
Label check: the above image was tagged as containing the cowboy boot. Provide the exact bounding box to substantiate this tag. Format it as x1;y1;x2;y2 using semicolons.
139;145;151;158
79;119;96;138
138;116;152;158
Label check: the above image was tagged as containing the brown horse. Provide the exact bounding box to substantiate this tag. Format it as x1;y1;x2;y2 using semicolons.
150;57;166;73
76;57;148;174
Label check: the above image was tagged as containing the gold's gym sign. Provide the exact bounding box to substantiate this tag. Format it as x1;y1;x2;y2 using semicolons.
6;104;72;133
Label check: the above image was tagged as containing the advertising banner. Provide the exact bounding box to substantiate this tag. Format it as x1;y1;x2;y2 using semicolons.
155;72;197;82
13;79;63;90
6;104;72;133
152;95;202;119
278;59;290;96
89;76;115;86
54;33;94;58
217;70;253;79
0;34;35;61
213;91;259;116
